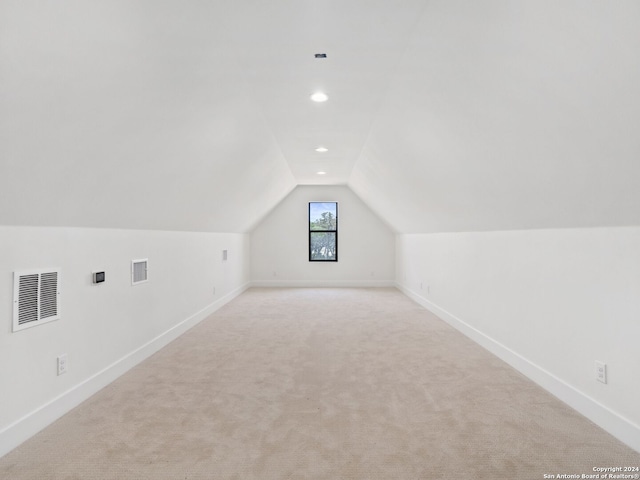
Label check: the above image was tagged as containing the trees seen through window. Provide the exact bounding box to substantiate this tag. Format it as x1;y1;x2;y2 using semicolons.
309;202;338;261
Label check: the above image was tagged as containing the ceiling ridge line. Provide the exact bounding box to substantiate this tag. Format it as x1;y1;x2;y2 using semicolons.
347;2;431;185
225;36;297;188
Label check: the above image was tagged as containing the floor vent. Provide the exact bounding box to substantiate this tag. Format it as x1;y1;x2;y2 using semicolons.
13;269;61;332
131;259;148;285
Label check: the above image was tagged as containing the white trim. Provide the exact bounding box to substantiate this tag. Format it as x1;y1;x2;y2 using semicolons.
251;280;395;288
0;282;250;459
397;282;640;454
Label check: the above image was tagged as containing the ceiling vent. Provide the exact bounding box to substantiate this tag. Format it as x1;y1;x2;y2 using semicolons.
131;259;148;285
13;269;61;332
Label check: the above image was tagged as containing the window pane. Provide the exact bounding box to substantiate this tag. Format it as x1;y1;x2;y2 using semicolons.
309;202;337;231
310;232;336;260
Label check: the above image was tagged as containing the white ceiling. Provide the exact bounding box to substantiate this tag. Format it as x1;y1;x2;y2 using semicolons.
1;1;639;233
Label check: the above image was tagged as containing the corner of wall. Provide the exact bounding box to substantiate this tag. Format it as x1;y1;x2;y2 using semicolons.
396;281;640;454
0;282;249;459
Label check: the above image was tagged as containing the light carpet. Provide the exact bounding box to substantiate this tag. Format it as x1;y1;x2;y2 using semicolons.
1;287;638;479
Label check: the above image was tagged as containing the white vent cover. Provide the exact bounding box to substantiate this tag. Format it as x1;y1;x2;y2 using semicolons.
13;269;61;332
131;259;148;285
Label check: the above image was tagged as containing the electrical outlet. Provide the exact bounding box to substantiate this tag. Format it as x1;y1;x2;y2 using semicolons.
57;354;68;376
595;361;607;384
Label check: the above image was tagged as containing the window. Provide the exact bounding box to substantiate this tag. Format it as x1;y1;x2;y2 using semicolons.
309;202;338;261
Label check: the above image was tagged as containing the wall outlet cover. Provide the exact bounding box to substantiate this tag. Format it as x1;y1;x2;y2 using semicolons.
595;361;607;384
57;354;68;376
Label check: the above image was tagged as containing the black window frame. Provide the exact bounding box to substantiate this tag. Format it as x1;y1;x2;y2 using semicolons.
308;202;338;262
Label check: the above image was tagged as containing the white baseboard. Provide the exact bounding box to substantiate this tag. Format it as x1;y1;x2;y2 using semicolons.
0;282;250;459
250;280;396;288
397;283;640;454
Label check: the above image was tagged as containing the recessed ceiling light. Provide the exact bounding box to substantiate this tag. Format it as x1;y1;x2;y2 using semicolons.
316;171;327;175
315;147;328;153
310;92;328;102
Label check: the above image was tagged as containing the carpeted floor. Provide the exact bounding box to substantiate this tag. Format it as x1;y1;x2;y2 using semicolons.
0;288;638;479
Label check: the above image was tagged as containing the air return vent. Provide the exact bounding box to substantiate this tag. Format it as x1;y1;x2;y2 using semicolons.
131;259;148;285
13;269;61;332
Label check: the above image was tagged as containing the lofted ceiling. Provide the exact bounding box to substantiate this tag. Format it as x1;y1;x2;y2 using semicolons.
1;1;639;234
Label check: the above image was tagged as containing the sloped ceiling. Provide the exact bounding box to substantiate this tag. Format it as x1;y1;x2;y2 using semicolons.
350;1;640;233
1;1;639;233
0;1;297;232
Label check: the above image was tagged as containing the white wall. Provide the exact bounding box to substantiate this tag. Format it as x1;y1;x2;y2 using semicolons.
396;227;640;452
0;226;250;457
251;185;395;287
